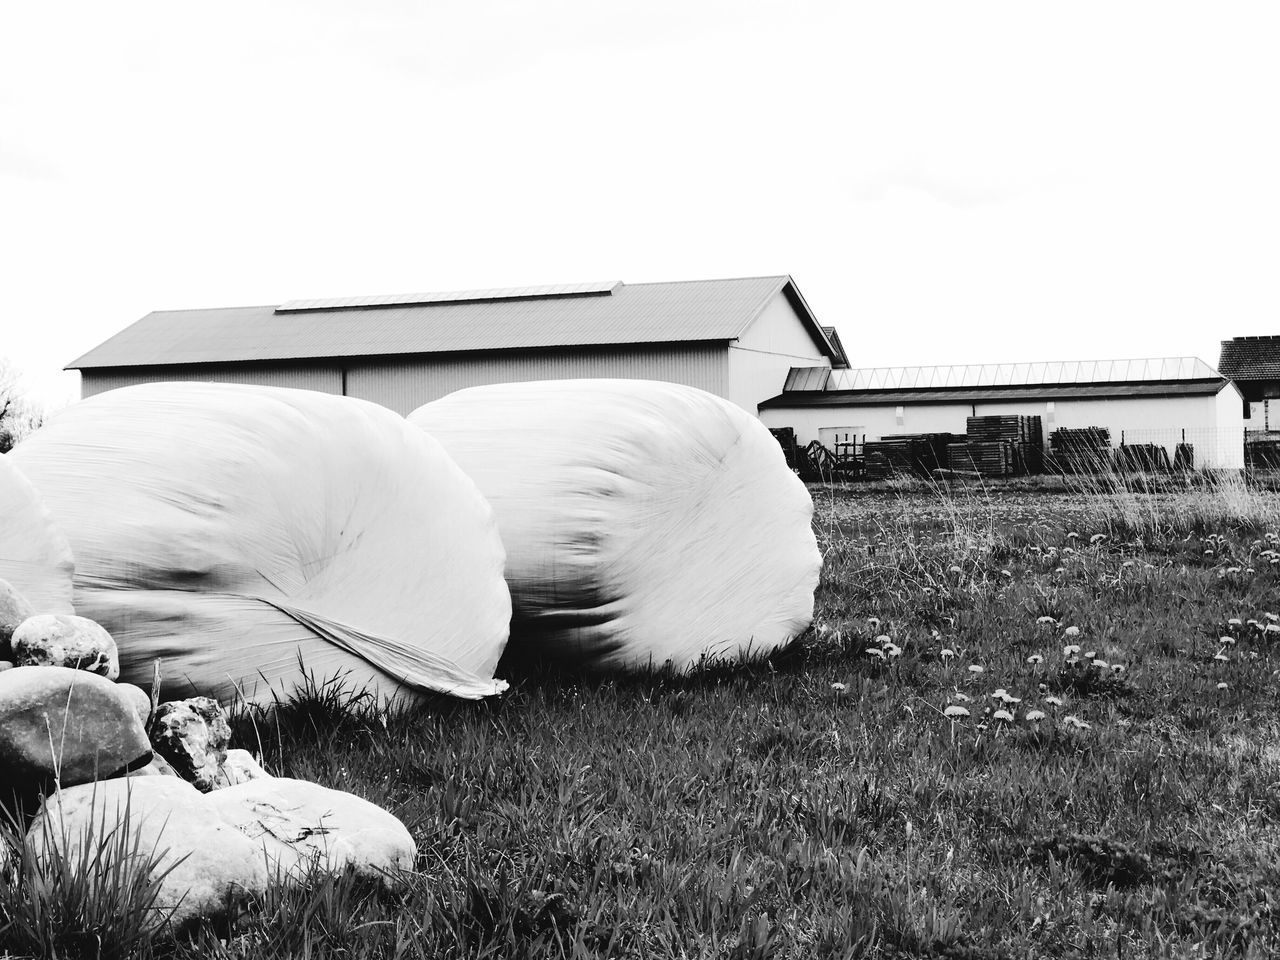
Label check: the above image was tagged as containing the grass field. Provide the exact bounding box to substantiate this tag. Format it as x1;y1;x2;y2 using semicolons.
6;478;1280;959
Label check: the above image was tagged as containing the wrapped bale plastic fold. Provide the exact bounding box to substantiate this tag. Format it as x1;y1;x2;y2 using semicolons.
409;380;821;671
10;383;511;704
0;454;75;615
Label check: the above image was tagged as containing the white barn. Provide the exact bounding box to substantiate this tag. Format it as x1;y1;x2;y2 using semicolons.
760;357;1246;469
68;276;847;416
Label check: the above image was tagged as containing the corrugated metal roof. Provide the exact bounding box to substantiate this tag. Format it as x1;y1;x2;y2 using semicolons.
1218;337;1280;381
759;378;1230;409
69;276;836;370
828;357;1221;391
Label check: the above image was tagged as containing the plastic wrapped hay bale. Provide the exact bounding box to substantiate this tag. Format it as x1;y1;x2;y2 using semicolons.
0;454;75;616
409;380;820;671
9;383;510;704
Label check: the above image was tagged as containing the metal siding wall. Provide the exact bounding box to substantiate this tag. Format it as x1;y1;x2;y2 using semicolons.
346;346;727;415
80;364;343;398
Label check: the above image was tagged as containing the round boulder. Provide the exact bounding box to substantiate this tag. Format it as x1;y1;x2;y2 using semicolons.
11;614;119;679
0;665;151;789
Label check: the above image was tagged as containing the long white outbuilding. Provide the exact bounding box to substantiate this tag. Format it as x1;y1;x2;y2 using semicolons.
759;357;1246;469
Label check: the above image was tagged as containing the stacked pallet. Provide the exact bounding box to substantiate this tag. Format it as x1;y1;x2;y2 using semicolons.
1048;427;1111;474
862;436;950;476
880;433;966;473
954;416;1045;477
1116;443;1171;472
947;441;1013;477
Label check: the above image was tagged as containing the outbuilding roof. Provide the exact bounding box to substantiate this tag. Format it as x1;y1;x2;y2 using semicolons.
68;276;840;370
1218;336;1280;381
759;378;1231;409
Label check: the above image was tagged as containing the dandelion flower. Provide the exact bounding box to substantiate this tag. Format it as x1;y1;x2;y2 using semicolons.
1267;613;1279;623
940;648;956;660
866;648;886;660
949;565;962;575
875;634;893;646
1036;616;1057;625
1090;534;1107;544
1027;654;1044;665
1063;626;1080;637
1024;710;1046;722
1064;715;1091;730
1220;636;1236;645
943;705;970;718
1045;695;1064;706
1064;644;1081;656
1214;652;1229;662
867;617;881;628
1083;650;1096;659
967;665;984;674
952;692;972;702
1111;664;1125;674
1228;618;1242;626
1267;624;1280;636
830;682;847;692
1000;570;1013;578
1216;682;1228;691
1067;531;1079;540
993;709;1014;722
1091;659;1109;670
884;643;902;657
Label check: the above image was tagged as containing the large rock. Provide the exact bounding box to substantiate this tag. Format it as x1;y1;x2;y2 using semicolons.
0;666;151;789
148;698;231;792
27;776;417;930
11;613;119;679
26;777;270;930
206;778;416;881
118;682;153;726
0;578;34;653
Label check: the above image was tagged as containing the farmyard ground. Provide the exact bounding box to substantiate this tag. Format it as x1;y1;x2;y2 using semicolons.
5;478;1280;959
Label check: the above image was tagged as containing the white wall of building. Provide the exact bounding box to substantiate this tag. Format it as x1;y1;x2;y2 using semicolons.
761;388;1246;468
727;293;830;413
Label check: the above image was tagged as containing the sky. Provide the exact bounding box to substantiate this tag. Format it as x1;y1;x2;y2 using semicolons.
3;1;1279;411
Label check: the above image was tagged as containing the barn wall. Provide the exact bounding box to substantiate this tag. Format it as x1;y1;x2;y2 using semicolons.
727;293;830;413
345;344;728;415
80;364;343;398
761;390;1246;468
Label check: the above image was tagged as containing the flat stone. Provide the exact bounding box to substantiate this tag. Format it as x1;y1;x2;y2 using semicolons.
11;614;119;679
0;579;34;653
207;777;416;881
26;777;270;931
148;697;231;792
0;666;151;789
27;775;417;932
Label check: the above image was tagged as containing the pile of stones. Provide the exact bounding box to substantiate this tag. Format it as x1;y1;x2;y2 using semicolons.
0;578;417;931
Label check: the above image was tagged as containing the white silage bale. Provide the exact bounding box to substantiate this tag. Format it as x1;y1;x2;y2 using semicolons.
0;454;75;616
10;383;511;704
409;379;821;671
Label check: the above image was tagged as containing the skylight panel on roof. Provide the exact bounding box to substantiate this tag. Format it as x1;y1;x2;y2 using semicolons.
275;281;621;313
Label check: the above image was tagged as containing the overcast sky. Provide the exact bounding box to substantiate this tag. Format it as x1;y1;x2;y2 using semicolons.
4;1;1278;409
